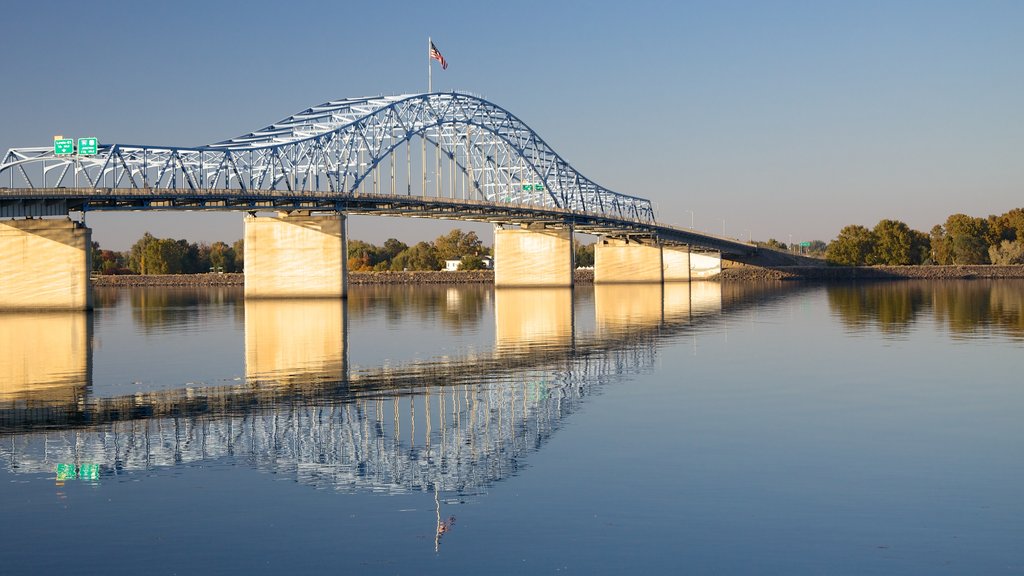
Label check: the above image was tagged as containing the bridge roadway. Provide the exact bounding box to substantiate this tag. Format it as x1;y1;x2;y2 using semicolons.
0;282;796;495
0;186;755;257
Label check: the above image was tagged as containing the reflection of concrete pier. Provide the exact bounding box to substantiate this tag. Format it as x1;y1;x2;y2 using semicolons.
595;284;664;333
495;288;573;352
0;311;91;404
244;299;347;384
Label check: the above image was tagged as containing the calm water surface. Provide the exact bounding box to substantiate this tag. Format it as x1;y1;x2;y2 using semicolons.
1;280;1022;574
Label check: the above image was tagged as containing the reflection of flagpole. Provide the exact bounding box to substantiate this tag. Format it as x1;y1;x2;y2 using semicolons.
434;485;441;552
428;36;432;94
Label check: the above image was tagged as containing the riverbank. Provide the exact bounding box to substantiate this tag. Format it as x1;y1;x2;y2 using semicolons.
718;265;1024;281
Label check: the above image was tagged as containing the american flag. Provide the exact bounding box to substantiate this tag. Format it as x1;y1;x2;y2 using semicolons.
429;41;447;70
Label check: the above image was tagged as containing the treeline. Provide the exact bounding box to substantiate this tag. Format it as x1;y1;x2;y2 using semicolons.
92;228;506;275
348;229;490;271
93;234;244;275
825;208;1024;266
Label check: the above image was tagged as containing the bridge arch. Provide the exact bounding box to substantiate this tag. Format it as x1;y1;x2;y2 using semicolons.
1;93;655;224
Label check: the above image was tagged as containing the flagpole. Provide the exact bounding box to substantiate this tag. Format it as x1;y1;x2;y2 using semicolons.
428;36;432;94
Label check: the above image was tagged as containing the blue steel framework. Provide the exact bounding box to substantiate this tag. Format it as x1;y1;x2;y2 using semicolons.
0;93;654;224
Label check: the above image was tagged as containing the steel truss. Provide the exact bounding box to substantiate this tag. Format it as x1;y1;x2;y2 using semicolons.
0;93;655;223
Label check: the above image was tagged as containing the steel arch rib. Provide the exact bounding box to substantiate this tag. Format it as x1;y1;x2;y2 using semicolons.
0;93;655;223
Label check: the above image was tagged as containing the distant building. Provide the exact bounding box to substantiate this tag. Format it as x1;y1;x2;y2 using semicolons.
443;256;493;271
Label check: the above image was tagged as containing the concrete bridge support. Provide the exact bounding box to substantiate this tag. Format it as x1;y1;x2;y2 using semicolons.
493;225;574;287
0;218;92;310
662;246;692;282
244;213;347;298
594;238;663;283
690;251;722;279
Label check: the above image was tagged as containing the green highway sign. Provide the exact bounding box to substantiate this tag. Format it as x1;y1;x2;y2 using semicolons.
521;183;544;192
54;138;74;156
522;183;534;191
800;241;812;248
78;137;98;155
535;183;544;191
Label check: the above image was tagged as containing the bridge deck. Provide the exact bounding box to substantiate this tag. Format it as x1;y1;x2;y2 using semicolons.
0;187;756;256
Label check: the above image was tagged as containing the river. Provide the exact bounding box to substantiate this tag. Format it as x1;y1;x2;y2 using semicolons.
1;280;1022;574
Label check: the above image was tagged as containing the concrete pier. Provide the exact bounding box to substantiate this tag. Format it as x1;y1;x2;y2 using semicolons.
0;218;92;310
594;238;663;283
690;251;722;279
494;226;574;287
663;246;692;282
244;213;347;298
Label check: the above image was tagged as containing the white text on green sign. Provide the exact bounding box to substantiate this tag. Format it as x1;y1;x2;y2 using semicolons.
54;139;74;156
78;137;98;155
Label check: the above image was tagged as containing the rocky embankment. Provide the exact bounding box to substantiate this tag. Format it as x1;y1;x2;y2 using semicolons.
92;273;244;286
718;265;1024;282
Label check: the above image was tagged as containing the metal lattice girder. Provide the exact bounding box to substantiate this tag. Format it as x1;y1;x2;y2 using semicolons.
0;93;655;223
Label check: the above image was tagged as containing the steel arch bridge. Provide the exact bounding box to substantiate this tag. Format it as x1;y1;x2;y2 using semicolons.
1;92;654;223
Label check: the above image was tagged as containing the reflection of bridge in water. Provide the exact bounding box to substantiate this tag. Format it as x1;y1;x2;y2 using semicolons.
1;282;796;494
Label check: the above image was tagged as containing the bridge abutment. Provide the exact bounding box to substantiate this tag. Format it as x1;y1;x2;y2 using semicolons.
493;226;574;288
244;213;347;298
594;238;663;283
0;218;92;310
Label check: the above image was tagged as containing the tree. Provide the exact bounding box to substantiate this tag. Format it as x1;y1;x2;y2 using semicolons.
1000;208;1024;242
460;254;488;270
208;241;236;272
574;241;595;267
870;219;914;265
391;242;441;271
989;240;1024;265
910;229;931;265
930;225;951;265
382;238;408;262
232;238;245;271
128;233;153;273
945;214;990;264
825;225;875;266
433;229;483;261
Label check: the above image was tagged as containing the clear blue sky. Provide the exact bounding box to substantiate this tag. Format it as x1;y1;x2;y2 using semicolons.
2;0;1020;249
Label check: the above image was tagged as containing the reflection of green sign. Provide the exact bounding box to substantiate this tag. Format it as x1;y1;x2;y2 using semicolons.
80;464;100;480
56;463;76;481
55;463;100;481
54;138;74;156
78;137;98;155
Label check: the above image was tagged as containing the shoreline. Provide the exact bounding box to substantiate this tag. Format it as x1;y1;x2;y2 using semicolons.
90;265;1024;287
719;264;1024;282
